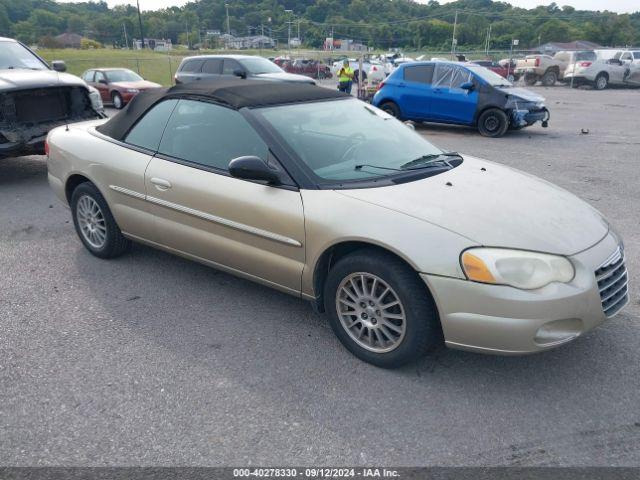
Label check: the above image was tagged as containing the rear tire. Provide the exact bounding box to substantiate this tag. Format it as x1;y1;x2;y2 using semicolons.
71;182;131;259
379;101;401;119
594;73;608;90
541;70;557;86
323;249;441;368
477;108;509;138
112;92;124;109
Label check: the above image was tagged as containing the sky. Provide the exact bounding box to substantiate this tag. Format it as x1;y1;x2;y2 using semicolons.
56;0;638;14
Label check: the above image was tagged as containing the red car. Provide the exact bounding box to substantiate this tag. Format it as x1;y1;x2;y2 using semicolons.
82;68;161;109
473;60;517;82
280;59;333;80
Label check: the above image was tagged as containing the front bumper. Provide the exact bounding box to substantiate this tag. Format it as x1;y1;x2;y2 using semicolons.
0;133;47;158
511;107;550;128
421;232;628;355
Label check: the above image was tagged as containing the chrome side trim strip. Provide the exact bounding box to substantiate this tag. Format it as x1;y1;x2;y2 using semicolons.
109;185;146;200
109;185;303;247
146;195;303;248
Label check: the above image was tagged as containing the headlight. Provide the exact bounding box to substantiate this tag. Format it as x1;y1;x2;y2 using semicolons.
87;86;104;112
461;248;575;290
126;88;140;93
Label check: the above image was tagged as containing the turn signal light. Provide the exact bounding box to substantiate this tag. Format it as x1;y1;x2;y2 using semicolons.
579;61;592;67
44;139;49;157
376;81;385;91
461;251;496;283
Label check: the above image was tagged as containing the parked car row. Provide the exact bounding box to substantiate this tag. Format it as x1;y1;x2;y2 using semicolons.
514;49;640;89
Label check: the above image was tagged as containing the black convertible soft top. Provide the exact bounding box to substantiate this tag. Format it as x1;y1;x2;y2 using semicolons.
96;78;347;142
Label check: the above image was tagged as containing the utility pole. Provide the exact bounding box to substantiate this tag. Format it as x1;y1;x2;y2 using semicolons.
450;10;458;60
185;19;189;49
485;24;492;55
297;19;300;48
123;23;129;49
136;0;145;49
225;3;231;35
285;9;293;55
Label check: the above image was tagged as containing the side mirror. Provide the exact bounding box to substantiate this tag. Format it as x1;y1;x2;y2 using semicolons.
460;81;474;91
52;60;66;72
229;156;280;184
233;69;247;79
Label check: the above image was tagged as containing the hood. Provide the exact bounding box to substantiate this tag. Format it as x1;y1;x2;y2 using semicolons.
496;86;545;103
339;156;608;256
0;69;86;91
254;72;315;84
111;80;161;90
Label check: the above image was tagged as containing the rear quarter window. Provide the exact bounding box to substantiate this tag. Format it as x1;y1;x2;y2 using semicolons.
180;59;204;73
403;65;434;84
124;99;179;151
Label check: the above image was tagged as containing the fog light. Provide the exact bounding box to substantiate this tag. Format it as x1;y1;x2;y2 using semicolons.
534;318;583;346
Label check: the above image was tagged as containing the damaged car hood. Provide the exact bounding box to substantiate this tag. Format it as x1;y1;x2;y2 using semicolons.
496;86;544;103
338;156;608;256
0;69;87;91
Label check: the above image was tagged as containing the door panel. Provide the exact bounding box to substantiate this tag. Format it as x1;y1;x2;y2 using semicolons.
145;158;306;293
429;65;478;124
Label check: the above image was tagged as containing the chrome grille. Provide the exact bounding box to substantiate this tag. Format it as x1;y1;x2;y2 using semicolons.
595;245;629;318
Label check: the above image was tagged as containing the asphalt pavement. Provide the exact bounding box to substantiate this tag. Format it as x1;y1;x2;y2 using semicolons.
1;85;639;466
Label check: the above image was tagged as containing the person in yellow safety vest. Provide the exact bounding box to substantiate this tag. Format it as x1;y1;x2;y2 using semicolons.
337;59;354;94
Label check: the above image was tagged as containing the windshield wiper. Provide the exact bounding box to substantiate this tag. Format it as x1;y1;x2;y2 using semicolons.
354;164;402;172
400;152;461;170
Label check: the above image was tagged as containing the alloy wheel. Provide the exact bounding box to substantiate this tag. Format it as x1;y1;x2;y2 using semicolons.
335;272;406;353
76;195;107;249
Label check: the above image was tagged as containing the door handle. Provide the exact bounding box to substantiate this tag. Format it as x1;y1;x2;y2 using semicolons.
150;177;172;191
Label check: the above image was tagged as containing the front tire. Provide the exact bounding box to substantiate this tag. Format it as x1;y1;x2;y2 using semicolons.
323;249;441;368
477;108;509;138
71;182;131;259
379;101;401;119
112;92;124;109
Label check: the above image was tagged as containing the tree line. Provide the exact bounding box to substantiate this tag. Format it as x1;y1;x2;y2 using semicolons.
1;0;638;50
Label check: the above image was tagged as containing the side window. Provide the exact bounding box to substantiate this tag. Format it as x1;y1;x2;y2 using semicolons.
124;99;179;151
158;99;268;171
181;59;204;73
82;70;94;82
634;52;640;60
95;71;106;83
450;66;473;90
432;64;456;88
621;52;632;61
202;58;222;74
403;65;434;84
222;59;242;75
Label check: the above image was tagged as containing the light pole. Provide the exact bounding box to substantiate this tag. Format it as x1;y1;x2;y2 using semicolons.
225;3;231;36
285;9;293;55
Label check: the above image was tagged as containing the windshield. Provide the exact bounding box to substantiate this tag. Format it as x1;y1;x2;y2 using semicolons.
256;98;447;182
467;65;512;86
239;57;283;75
107;70;143;82
0;41;48;70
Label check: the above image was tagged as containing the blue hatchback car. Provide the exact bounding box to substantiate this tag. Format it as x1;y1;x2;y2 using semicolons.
372;61;550;137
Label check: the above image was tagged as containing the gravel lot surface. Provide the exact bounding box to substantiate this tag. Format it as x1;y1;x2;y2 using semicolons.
1;85;639;466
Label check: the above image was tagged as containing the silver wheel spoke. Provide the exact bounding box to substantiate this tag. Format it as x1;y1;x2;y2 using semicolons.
335;272;406;354
76;195;107;250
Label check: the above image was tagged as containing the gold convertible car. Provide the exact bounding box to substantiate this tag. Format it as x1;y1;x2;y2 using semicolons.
46;80;629;368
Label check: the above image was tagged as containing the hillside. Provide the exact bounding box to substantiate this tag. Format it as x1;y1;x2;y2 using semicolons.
1;0;638;50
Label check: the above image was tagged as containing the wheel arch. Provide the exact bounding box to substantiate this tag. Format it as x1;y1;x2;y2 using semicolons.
311;239;429;313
